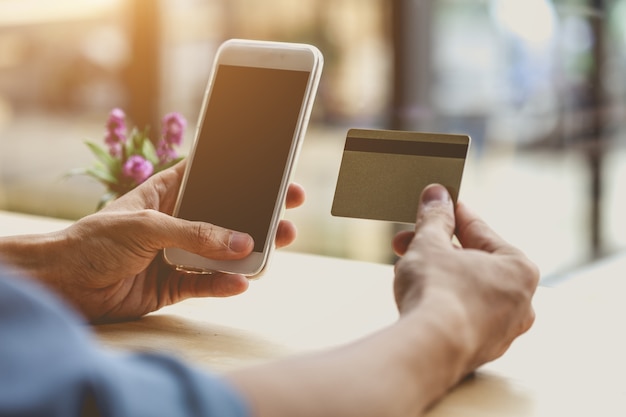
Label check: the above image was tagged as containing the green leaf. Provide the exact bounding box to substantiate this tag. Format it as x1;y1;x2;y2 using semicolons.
108;157;122;178
156;156;184;172
142;139;159;165
85;141;115;169
141;125;152;142
86;166;118;185
124;130;138;158
96;191;118;211
64;167;88;178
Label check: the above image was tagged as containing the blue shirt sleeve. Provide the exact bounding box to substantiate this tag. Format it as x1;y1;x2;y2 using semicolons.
0;266;251;417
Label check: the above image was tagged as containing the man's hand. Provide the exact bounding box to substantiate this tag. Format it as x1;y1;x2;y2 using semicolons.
224;185;540;417
36;161;305;323
392;184;539;376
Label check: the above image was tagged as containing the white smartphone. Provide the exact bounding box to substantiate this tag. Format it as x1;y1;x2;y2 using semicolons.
163;39;323;277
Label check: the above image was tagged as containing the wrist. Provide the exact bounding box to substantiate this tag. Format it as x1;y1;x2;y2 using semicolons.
0;231;68;287
395;295;476;411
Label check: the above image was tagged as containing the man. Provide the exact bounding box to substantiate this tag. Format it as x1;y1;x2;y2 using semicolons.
0;162;538;417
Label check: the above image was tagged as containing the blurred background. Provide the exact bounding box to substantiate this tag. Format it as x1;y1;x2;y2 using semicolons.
1;0;625;281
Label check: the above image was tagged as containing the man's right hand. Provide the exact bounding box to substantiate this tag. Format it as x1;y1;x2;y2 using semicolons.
392;184;539;377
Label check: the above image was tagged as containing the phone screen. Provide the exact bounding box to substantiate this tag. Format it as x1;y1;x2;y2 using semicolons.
177;64;311;252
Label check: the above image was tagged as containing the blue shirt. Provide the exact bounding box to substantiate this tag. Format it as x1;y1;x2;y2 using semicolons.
0;266;250;417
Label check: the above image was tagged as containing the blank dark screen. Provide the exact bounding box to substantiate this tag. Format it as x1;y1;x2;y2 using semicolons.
178;64;311;252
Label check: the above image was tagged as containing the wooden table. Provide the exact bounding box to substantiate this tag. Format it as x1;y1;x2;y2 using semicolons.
2;209;625;416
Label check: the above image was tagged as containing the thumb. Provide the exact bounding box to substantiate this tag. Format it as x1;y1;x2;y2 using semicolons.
410;184;455;250
148;211;254;259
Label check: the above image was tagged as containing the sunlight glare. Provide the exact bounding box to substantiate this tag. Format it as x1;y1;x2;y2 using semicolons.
490;0;557;44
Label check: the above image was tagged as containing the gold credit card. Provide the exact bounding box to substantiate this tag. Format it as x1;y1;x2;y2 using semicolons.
331;129;470;224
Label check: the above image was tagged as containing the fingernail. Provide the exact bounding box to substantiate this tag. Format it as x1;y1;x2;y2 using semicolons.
229;232;253;252
421;184;451;205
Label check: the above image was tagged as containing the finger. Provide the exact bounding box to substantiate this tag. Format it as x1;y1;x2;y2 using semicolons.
161;158;187;179
409;184;455;251
143;210;254;259
110;160;188;213
174;271;250;299
275;219;297;248
285;183;306;209
152;160;187;214
392;230;414;256
454;202;518;255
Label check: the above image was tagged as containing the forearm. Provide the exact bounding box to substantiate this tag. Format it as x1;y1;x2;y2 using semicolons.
226;302;470;417
0;232;68;286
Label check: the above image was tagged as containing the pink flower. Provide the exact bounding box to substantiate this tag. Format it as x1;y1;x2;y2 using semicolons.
156;139;178;163
122;155;154;184
105;108;127;156
161;112;186;147
107;108;126;132
107;141;123;158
